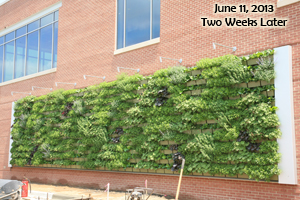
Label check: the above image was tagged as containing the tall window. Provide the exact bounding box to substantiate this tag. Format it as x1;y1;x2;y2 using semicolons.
0;10;59;83
117;0;160;49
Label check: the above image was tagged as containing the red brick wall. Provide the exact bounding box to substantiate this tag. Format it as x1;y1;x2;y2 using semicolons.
1;0;300;199
4;167;300;200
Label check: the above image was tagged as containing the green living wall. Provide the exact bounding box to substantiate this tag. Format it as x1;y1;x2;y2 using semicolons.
11;50;281;181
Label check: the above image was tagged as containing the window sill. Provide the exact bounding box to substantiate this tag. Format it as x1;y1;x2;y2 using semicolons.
277;0;300;7
114;38;160;55
0;68;57;87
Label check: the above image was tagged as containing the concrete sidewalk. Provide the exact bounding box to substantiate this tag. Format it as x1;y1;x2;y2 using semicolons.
26;191;85;200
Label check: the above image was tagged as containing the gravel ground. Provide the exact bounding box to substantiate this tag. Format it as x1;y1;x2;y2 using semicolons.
24;183;175;200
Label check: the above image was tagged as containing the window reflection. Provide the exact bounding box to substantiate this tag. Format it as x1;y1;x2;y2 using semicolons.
39;25;52;71
4;41;14;81
152;0;160;39
16;26;26;37
126;0;150;47
117;0;160;49
5;32;14;42
0;10;58;83
117;0;124;49
54;11;59;21
41;13;53;27
0;46;3;83
53;22;58;68
15;36;26;78
26;31;38;75
28;20;39;32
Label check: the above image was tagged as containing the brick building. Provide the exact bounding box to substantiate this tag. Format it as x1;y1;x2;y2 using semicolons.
0;0;300;199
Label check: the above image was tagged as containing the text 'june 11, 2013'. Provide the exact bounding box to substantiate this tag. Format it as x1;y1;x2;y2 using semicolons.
200;4;288;27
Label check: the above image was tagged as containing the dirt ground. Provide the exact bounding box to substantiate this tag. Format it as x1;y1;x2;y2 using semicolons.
26;183;175;200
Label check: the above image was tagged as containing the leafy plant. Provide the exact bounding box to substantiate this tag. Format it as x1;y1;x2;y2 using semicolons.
10;50;280;182
254;57;275;82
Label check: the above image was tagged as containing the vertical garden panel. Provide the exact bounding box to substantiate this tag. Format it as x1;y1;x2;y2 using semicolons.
10;50;281;182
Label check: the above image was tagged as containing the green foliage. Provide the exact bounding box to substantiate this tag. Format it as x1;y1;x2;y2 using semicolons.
254;58;275;82
10;50;280;182
241;49;275;61
184;133;215;160
73;100;85;115
77;118;108;147
244;164;280;181
168;66;188;84
194;54;237;70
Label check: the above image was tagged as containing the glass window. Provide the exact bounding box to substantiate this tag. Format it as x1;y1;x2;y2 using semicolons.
15;36;26;79
26;31;38;75
16;26;26;37
152;0;160;39
41;13;53;27
0;10;58;83
4;41;14;82
53;22;58;68
39;25;52;71
0;46;3;83
117;0;160;49
5;32;14;42
28;20;39;32
117;0;124;49
125;0;151;47
54;11;59;21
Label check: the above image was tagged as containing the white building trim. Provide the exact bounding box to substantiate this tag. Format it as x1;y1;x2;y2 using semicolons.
8;102;14;168
0;1;62;37
0;0;10;7
277;0;300;7
114;38;160;55
0;68;56;87
274;45;297;185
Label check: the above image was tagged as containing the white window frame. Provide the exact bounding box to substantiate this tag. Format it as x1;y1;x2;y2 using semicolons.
277;0;300;7
114;0;160;55
0;68;57;87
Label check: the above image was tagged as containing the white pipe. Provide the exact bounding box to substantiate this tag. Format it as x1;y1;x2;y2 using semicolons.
145;179;147;195
83;75;105;80
159;56;182;64
32;86;52;91
117;67;140;73
11;91;31;96
55;82;77;87
107;183;109;200
213;42;237;51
